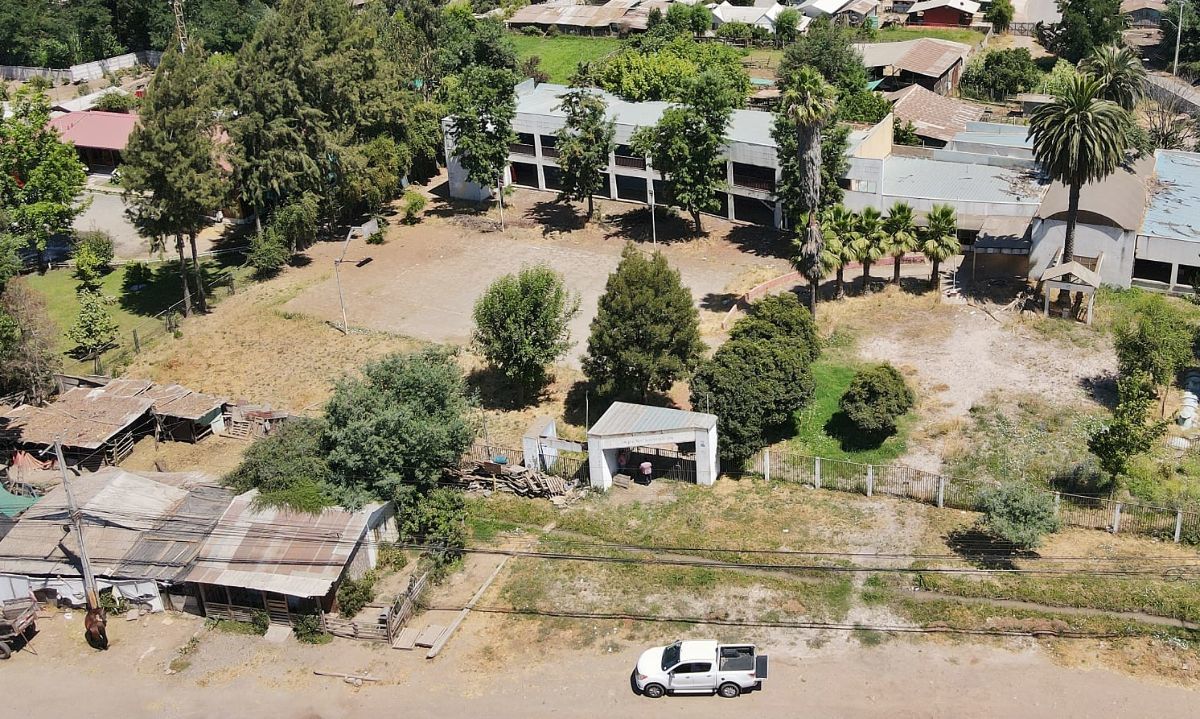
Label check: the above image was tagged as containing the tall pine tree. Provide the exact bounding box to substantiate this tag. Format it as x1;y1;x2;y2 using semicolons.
122;42;227;316
583;244;704;400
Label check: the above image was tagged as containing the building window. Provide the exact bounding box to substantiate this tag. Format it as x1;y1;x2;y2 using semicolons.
731;162;776;193
544;165;564;191
614;144;646;170
1177;263;1200;289
615;174;648;203
1133;258;1172;284
510;132;536;156
540;134;559;159
732;195;775;226
510;161;539;188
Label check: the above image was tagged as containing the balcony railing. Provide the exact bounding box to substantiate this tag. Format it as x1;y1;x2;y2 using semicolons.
541;146;559;159
732;174;775;192
509;143;536;156
614;155;646;169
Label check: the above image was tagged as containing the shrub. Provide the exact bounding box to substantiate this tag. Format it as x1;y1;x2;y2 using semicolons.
271;193;319;251
396;487;468;558
292;613;333;644
250;609;270;634
728;292;819;363
960;48;1041;100
839;364;914;436
73;231;115;291
976;482;1061;549
401;189;428;223
93;91;137;112
336;572;377;618
365;230;386;245
224;417;334;512
247;227;290;277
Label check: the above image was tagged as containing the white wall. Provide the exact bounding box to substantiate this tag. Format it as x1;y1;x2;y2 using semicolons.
1029;219;1134;287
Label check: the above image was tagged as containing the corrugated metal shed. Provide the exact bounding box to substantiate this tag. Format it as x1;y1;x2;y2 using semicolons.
0;468;229;581
1141;150;1200;242
855;38;971;78
184;492;375;599
588;402;717;438
96;378;225;421
0;387;154;449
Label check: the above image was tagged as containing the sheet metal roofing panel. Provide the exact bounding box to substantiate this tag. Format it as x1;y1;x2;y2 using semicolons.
47;111;139;151
0;387;153;449
1142;150;1200;242
184;492;373;598
907;0;980;12
588;401;717;438
882;155;1045;205
951;131;1033;149
854;38;970;78
885;84;983;143
1037;155;1152;231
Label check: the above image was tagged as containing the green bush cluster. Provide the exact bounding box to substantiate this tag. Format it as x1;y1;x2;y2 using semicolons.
336;572;378;618
838;363;914;436
976;482;1061;549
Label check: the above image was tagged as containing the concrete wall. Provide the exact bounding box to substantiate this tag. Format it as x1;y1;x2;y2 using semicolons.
1029;219;1134;287
855;113;894;160
1135;234;1200;291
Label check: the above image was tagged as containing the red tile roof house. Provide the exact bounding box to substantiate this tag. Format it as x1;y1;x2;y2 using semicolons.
47;110;139;171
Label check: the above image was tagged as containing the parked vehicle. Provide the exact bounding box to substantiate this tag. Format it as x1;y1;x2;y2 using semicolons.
633;640;768;698
0;596;39;660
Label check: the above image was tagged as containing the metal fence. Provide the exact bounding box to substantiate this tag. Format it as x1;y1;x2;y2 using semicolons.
755;451;1200;544
0;50;162;82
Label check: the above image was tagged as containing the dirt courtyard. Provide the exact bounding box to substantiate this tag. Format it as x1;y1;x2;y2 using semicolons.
282;186;789;365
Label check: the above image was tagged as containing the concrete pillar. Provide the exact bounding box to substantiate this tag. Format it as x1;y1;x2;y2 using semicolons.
726;161;736;220
1170;262;1180;292
1054;492;1061;515
587;438;615;491
1112;502;1123;534
763;449;771;482
814;457;821;489
533;134;547;190
695;427;718;486
1175;510;1184;543
866;465;874;497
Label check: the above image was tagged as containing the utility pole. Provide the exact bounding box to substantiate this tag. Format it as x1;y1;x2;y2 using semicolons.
1176;0;1188;76
333;219;378;335
54;438;100;611
497;170;506;231
173;0;189;54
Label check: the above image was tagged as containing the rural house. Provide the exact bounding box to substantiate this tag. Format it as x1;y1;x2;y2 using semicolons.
905;0;980;26
854;38;972;95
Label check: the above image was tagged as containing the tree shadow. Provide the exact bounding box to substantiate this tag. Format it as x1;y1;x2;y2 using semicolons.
824;410;893;451
1079;372;1118;410
602;206;696;245
725;224;793;260
956;274;1031;306
525;199;585;234
466;365;549;411
701;291;740;313
119;261;233;317
945;528;1038;570
897;275;935;295
563;380;678;428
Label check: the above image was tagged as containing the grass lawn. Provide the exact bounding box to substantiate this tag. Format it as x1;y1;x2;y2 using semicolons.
871;27;985;46
787;357;912;465
23;258;249;373
510;34;624;84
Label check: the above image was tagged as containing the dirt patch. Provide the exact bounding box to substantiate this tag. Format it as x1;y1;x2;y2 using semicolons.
121;434;249;477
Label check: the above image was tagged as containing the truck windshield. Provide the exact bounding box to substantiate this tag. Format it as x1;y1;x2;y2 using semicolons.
661;642;681;671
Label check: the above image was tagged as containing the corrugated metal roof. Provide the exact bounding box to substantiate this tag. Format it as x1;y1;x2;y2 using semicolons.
588;402;716;438
886;84;983;143
854;38;971;78
48;111;138;152
184;492;376;599
1037;156;1152;231
0;387;154;449
0;468;228;581
907;0;979;13
882;155;1046;205
1142;150;1200;241
97;378;225;421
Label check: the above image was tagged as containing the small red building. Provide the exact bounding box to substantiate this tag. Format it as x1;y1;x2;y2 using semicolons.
906;0;980;26
47;111;139;171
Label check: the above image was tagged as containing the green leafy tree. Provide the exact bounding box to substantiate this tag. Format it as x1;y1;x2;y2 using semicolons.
73;231;115;293
1163;0;1200;67
0;87;88;266
727;292;820;364
322;347;478;506
837;89;893;124
1088;371;1168;480
247;227;291;278
882;201;919;285
775;8;801;46
1043;59;1081;96
920;204;960;289
985;0;1015;33
67;290;118;366
472;266;581;403
123;43;227;316
583;244;704;400
0;279;60;403
1081;44;1146;111
555;89;616;221
976;483;1062;549
395;487;467;557
225;417;334;512
960;48;1042;100
778;17;867;93
446;65;517;204
893;118;922;146
774;66;838;315
839;363;914;435
581;37;751;103
631;71;736;233
1113;294;1196;391
1037;0;1125;63
93;91;138;113
853;205;887;290
1029;75;1131;264
687;4;712;37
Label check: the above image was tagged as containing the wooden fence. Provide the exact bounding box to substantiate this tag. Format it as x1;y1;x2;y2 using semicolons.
754;451;1200;544
320;566;433;643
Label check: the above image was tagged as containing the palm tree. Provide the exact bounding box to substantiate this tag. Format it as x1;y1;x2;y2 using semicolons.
823;204;859;299
776;66;838;315
1028;75;1131;265
853;206;887;292
882;201;919;286
791;210;839;313
920;204;960;291
1081;45;1147;112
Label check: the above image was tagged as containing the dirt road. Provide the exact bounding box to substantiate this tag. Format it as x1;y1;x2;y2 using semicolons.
6;629;1194;718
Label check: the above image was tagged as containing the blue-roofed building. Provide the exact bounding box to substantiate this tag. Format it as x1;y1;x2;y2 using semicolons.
1132;150;1200;292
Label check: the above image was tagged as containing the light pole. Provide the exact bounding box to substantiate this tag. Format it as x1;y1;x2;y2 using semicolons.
1176;0;1189;76
333;218;379;335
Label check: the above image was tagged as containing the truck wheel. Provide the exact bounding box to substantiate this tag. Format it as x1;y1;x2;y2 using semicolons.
0;642;11;660
643;683;665;699
718;682;741;698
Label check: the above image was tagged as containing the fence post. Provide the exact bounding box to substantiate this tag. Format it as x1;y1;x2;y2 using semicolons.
1112;502;1123;534
132;328;141;353
1175;510;1184;543
1053;492;1061;516
814;457;821;489
763;449;771;482
936;476;945;508
866;465;874;497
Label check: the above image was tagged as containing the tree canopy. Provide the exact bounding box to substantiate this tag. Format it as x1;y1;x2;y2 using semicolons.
839;363;914;436
583;244;704;400
554;89;616;220
578;36;751;103
446;65;518;194
1037;0;1124;63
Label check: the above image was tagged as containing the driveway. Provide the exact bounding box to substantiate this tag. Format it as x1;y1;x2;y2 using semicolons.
1012;0;1062;24
73;187;148;259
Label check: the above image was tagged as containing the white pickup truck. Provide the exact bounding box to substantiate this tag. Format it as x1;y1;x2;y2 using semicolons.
633;640;768;699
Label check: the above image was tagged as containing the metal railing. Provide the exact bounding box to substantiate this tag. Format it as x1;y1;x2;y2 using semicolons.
732;174;775;192
614;155;646;170
508;143;536;156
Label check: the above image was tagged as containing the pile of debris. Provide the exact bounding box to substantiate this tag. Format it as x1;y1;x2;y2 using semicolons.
445;460;573;498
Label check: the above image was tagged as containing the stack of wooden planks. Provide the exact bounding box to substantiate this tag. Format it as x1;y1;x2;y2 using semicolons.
445;461;571;497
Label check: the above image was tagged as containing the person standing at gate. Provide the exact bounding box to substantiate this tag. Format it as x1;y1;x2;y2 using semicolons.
639;460;653;485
